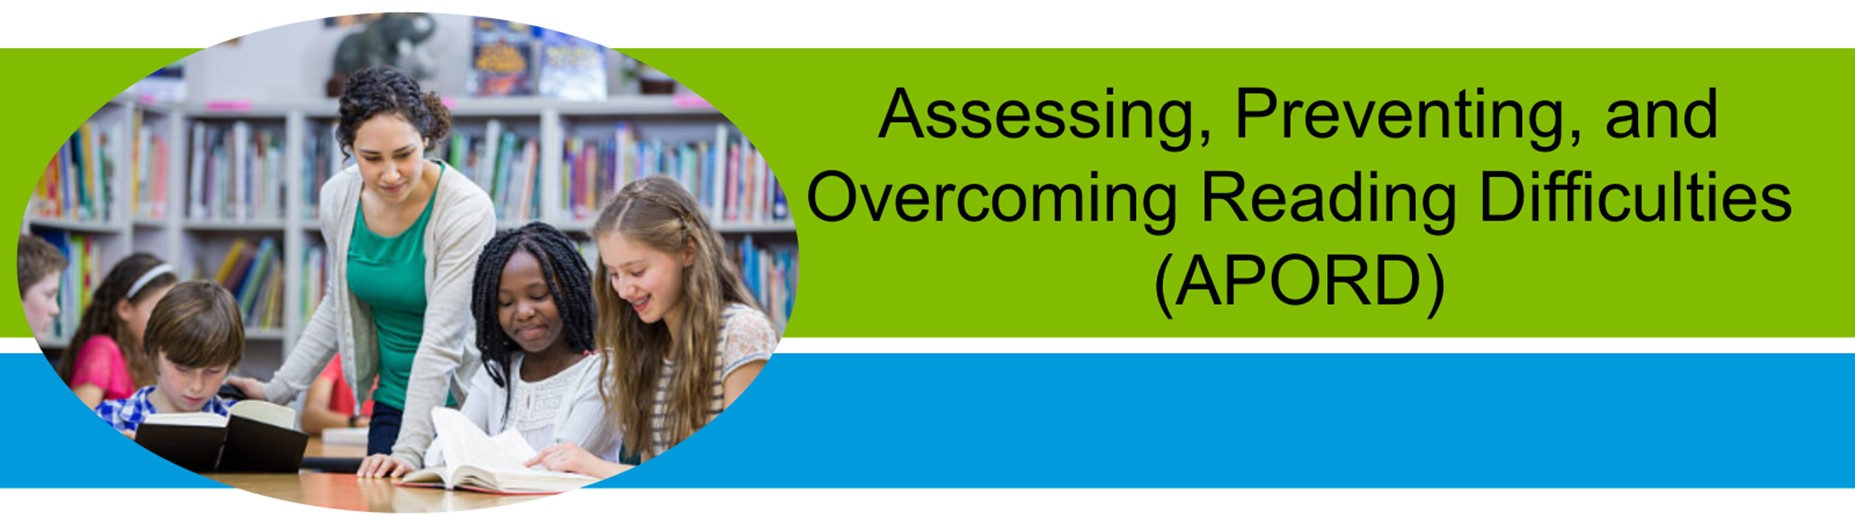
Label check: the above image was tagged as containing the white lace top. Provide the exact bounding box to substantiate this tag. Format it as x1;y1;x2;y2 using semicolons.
424;351;618;467
509;354;586;448
648;303;777;457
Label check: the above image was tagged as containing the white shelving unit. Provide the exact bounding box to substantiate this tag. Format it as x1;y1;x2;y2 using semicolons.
30;95;798;376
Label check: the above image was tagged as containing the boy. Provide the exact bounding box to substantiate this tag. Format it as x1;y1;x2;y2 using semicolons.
17;234;67;341
95;281;245;433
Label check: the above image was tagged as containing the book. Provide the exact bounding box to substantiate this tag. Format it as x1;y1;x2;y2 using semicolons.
189;122;206;218
133;399;308;473
397;407;597;495
537;29;606;101
469;18;536;97
213;239;248;285
237;237;277;317
321;427;368;447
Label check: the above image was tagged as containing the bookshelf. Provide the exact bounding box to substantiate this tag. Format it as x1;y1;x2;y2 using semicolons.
30;95;798;375
28;96;142;349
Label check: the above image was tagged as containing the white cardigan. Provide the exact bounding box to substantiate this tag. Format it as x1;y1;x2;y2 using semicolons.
262;161;495;469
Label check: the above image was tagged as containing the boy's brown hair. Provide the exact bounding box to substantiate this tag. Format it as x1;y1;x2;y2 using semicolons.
16;234;67;297
144;280;244;368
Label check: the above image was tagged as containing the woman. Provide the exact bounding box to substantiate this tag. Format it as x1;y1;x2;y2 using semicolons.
228;65;495;478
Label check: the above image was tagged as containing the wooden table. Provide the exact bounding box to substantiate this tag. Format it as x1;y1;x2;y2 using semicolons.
305;437;367;458
207;472;547;513
202;435;545;512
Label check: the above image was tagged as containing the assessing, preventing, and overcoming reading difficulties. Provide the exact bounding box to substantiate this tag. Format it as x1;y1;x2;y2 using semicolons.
397;407;599;495
133;399;307;473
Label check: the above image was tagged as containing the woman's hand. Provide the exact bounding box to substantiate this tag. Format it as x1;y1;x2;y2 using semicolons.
358;453;413;479
225;376;267;402
525;441;630;479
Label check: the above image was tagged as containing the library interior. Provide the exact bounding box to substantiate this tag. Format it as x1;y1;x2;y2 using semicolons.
23;14;797;511
27;14;798;379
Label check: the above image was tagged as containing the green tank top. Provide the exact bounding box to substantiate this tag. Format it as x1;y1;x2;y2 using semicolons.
347;169;444;410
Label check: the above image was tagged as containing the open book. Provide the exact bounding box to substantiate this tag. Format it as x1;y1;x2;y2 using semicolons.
134;400;307;472
397;407;598;495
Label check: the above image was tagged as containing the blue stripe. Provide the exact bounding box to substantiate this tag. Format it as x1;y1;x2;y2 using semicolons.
7;354;1855;488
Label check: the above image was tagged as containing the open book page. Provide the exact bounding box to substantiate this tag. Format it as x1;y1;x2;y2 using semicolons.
142;412;228;427
449;464;598;495
229;399;295;429
406;408;597;494
430;407;538;474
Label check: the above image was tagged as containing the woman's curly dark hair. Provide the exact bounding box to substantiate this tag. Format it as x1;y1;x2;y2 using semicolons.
336;65;451;160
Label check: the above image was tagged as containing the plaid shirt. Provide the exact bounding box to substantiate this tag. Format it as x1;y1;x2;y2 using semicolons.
95;386;234;432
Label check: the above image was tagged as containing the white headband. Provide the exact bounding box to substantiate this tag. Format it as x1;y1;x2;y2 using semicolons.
127;264;175;299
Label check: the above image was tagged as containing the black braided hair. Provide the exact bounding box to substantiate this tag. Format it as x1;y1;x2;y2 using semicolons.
471;222;598;418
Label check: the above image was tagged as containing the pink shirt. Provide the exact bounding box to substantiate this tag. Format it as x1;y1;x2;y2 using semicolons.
70;335;137;401
317;355;375;417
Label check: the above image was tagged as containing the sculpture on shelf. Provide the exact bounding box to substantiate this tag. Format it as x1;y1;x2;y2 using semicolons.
326;13;438;96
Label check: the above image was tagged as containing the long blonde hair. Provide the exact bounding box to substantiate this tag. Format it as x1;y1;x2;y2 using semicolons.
593;176;759;458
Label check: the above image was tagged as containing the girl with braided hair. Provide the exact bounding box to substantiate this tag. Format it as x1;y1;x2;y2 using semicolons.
525;176;776;477
423;222;619;469
228;65;496;478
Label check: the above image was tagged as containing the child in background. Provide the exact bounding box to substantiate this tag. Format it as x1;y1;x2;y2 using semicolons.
95;281;245;434
17;234;67;342
426;222;616;468
301;354;375;435
527;177;776;477
55;254;179;408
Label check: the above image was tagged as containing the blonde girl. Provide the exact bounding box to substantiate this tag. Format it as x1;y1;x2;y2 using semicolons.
526;176;776;477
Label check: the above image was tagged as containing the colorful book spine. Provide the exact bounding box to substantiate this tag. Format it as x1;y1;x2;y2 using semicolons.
32;121;126;224
188;121;284;222
133;125;171;220
448;119;543;224
559;123;786;226
733;235;798;332
237;237;276;318
302;244;326;323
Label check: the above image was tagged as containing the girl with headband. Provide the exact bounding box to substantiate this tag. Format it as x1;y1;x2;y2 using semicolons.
56;253;179;408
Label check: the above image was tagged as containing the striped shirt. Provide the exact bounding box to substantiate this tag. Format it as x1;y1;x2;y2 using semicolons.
649;303;776;457
96;385;234;432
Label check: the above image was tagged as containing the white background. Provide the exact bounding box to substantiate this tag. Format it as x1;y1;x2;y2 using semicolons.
1;1;1851;48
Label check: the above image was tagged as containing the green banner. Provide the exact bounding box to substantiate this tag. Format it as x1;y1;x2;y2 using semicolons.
7;49;1853;337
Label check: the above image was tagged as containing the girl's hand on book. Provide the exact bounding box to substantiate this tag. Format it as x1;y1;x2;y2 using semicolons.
358;453;412;479
526;441;630;479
